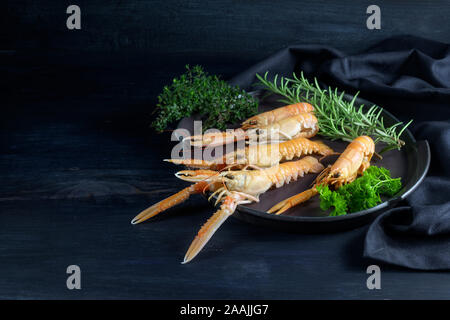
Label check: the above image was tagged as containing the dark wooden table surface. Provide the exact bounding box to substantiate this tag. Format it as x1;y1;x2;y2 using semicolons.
1;51;450;299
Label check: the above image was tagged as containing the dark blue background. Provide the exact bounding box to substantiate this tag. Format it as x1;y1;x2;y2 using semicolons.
1;1;450;299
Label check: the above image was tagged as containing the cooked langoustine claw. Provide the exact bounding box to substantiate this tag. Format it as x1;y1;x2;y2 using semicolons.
175;169;218;182
166;137;334;170
241;102;314;129
131;156;324;263
185;112;319;147
267;136;375;215
131;180;218;225
186;128;246;148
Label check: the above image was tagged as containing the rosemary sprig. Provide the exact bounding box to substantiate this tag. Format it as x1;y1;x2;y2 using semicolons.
256;72;412;153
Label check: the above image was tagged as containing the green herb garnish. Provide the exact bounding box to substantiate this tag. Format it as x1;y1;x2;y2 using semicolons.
256;72;412;153
316;166;402;216
152;65;258;132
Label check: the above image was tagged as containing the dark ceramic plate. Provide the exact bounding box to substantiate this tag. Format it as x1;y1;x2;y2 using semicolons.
177;92;430;233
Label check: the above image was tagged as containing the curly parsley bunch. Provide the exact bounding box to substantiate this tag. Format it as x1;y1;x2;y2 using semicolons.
317;166;402;216
152;65;258;132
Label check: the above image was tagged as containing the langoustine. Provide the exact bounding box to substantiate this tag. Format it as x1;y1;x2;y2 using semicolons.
186;103;317;147
131;156;324;263
268;136;375;215
241;102;314;129
167;137;334;171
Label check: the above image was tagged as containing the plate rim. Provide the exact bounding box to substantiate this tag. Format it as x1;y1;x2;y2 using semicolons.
228;93;430;223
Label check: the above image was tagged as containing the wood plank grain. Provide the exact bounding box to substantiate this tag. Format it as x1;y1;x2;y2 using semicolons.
2;0;450;57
